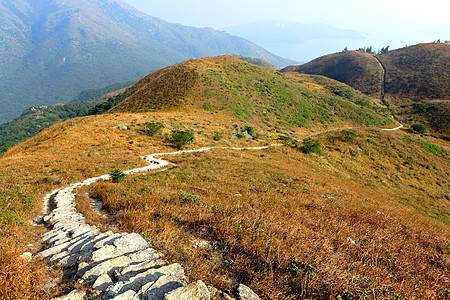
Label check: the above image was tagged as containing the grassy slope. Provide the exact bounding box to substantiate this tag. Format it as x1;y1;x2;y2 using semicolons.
377;43;450;100
0;58;447;299
281;44;450;135
111;57;394;130
281;51;383;95
377;43;450;136
220;54;279;70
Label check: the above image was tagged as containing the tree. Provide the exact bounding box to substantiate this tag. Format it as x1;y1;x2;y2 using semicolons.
140;121;164;136
379;46;390;54
299;138;322;154
109;169;125;182
342;47;348;52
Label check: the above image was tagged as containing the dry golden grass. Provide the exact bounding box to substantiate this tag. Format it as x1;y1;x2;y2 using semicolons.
88;129;449;299
0;110;280;298
0;107;447;299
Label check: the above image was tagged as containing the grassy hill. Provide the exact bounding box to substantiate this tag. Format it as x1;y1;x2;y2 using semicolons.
97;57;394;130
281;51;383;95
0;57;448;299
282;43;450;135
377;43;450;100
0;0;293;123
219;54;279;70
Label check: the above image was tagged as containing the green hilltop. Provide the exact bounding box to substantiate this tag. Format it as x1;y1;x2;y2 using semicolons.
95;56;394;130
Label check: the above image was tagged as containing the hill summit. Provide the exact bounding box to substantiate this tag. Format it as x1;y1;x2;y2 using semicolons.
93;56;394;129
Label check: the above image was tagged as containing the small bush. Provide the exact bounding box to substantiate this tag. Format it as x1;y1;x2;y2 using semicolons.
411;124;426;134
244;126;255;136
277;136;294;145
413;103;435;113
213;135;221;141
140;121;164;136
109;169;125;183
299;137;322;154
169;130;194;149
178;191;200;205
341;130;357;141
202;102;215;111
235;133;244;139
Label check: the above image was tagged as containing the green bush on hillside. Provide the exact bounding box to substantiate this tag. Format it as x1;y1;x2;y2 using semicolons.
299;138;322;154
411;124;426;134
341;130;357;141
109;169;126;183
168;130;194;149
244;126;255;136
140;121;164;136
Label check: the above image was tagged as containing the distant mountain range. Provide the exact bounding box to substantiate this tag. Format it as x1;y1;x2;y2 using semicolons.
223;20;366;63
0;0;293;123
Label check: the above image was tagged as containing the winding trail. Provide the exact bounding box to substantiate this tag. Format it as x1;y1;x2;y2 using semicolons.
40;145;278;299
39;120;405;299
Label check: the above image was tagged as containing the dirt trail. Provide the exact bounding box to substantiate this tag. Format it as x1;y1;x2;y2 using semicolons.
39;145;277;299
373;55;387;105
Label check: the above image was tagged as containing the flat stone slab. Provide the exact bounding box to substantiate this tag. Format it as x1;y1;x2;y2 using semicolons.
164;280;210;300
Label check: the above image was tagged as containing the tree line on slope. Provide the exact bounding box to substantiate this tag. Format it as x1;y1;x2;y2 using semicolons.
0;80;136;154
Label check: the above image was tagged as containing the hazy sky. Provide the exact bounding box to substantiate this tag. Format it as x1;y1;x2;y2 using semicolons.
122;0;449;60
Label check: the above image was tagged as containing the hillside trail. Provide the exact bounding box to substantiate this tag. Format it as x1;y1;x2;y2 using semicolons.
373;55;387;106
37;145;279;300
36;123;404;299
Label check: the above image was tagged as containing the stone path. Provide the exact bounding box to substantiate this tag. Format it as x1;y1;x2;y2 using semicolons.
40;147;264;300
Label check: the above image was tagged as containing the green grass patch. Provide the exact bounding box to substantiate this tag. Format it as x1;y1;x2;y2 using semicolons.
419;142;444;154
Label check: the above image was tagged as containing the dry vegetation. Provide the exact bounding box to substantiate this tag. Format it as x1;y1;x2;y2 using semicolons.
281;51;383;95
377;43;450;101
85;129;448;299
0;56;448;299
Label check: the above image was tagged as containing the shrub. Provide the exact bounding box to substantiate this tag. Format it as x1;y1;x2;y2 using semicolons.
178;191;200;205
140;121;164;136
202;102;215;111
277;136;294;145
213;135;221;141
244;126;255;136
299;137;322;154
235;133;244;139
169;130;194;149
411;124;426;134
341;130;357;141
109;169;125;183
413;103;435;113
419;142;444;154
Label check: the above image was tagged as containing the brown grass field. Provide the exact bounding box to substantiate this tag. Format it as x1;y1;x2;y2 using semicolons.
0;109;448;299
0;57;448;299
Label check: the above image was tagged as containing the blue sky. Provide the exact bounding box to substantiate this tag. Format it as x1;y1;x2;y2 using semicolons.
122;0;449;60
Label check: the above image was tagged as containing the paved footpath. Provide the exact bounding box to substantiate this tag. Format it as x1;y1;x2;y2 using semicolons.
40;147;262;300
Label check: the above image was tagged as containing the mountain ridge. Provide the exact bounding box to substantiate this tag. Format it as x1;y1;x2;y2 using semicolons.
0;0;293;123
